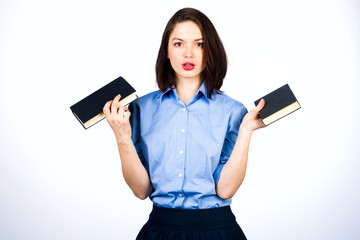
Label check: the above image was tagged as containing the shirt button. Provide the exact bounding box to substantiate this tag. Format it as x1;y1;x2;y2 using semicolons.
181;129;185;133
178;173;183;177
179;194;183;197
182;108;186;112
179;150;183;155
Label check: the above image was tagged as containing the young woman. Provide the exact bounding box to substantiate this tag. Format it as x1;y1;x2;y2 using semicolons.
103;7;265;240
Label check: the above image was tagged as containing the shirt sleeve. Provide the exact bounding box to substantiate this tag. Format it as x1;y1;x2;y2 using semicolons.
128;100;149;172
213;102;248;183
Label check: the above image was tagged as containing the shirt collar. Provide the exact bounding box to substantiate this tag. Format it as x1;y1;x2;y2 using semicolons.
160;81;211;102
197;81;210;100
160;86;175;102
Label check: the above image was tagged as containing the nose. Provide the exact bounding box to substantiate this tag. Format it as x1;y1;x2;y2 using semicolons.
184;44;193;58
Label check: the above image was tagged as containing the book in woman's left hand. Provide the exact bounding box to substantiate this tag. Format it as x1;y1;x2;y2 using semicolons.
254;84;300;125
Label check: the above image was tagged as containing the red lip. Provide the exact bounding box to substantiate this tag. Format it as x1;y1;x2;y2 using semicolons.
182;62;195;71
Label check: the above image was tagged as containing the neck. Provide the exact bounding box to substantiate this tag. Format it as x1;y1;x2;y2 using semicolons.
175;77;202;105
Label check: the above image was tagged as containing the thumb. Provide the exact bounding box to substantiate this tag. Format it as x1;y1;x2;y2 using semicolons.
255;99;265;112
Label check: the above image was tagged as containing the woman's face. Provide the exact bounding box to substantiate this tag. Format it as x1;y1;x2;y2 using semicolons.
168;21;204;84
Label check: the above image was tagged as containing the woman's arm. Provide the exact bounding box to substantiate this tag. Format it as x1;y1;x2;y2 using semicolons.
103;95;153;200
216;99;266;199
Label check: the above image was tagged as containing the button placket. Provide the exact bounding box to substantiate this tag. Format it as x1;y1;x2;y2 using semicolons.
178;107;187;160
175;106;188;202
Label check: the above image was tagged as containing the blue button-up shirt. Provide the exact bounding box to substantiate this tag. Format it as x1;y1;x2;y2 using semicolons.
129;83;248;209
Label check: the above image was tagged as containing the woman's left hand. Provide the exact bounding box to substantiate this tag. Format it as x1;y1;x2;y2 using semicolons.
216;99;267;199
240;99;267;132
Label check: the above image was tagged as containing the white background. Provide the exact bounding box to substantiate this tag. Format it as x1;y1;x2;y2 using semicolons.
1;0;359;239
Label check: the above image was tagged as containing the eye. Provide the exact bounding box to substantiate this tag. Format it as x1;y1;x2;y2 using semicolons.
196;42;204;48
174;42;183;47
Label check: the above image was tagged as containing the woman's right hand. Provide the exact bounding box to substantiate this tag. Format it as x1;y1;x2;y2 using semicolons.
103;95;152;199
103;94;132;143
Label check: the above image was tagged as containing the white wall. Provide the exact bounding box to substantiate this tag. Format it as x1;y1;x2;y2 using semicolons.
1;0;359;239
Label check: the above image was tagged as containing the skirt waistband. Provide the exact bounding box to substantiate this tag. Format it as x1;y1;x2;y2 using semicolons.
147;205;237;231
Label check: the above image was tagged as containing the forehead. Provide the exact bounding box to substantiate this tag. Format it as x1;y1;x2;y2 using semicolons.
169;21;203;40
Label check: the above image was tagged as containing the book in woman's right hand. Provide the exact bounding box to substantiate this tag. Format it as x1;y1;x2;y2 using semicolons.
70;76;137;129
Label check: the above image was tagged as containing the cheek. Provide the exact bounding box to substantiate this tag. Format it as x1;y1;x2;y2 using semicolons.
168;49;180;65
167;46;178;60
167;52;178;71
199;51;205;69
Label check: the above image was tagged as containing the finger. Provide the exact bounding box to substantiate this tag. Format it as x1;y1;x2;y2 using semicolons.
111;94;121;114
103;100;112;117
117;105;129;113
122;111;128;118
123;108;131;119
255;99;265;112
117;105;131;119
117;106;125;116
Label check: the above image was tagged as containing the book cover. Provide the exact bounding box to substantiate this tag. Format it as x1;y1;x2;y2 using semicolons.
70;76;137;129
254;84;301;125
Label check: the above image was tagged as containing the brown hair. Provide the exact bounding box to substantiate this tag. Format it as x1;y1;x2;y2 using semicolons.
155;8;227;98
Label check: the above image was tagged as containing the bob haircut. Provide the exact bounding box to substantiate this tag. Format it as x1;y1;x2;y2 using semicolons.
155;8;227;98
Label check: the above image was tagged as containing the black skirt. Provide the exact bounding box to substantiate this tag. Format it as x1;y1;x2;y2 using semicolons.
136;205;247;240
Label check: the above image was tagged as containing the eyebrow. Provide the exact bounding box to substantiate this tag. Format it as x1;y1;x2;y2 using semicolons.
171;37;204;42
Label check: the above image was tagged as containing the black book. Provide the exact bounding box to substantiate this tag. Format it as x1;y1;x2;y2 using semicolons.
70;76;137;129
254;84;301;125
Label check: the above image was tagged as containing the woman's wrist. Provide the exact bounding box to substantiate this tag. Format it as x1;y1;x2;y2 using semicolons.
115;133;132;146
239;119;256;134
239;126;253;136
238;126;253;144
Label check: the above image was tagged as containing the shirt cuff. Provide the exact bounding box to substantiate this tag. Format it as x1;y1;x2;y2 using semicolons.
213;163;225;184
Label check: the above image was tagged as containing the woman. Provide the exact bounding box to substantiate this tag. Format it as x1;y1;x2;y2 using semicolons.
103;7;265;240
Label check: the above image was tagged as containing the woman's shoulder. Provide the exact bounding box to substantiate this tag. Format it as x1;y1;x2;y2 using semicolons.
132;90;162;107
213;92;247;112
211;92;248;121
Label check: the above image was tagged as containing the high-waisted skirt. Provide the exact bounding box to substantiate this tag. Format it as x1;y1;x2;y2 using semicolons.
136;205;247;240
